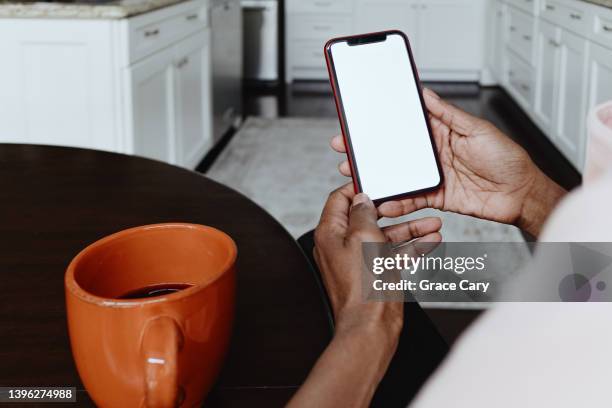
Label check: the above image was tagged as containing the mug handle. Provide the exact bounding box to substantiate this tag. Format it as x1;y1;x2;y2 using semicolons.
141;316;183;408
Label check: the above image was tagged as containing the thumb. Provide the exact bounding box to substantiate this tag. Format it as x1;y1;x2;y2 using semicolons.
347;194;385;243
423;87;482;135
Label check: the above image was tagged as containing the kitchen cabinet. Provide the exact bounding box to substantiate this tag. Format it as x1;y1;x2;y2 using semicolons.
534;20;560;131
495;0;612;171
174;31;213;169
506;50;534;110
128;47;175;163
587;42;612;109
354;1;418;40
285;0;486;82
555;29;588;167
0;0;212;169
489;0;508;83
417;0;485;73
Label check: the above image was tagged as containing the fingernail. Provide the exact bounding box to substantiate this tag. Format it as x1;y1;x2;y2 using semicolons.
353;193;372;206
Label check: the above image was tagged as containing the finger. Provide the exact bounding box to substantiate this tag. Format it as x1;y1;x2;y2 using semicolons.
330;135;347;153
316;183;355;241
383;217;442;243
378;196;430;218
411;232;443;256
423;88;481;135
395;232;442;259
347;194;385;243
338;161;351;177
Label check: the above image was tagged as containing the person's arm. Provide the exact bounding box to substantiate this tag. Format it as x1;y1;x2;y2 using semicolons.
517;168;566;237
287;314;400;408
330;88;567;238
287;185;442;408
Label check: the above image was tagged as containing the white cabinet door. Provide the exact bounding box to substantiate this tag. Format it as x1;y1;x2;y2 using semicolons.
587;42;612;108
417;0;485;71
555;29;589;169
353;0;418;45
534;20;561;133
127;46;175;163
491;0;507;82
0;20;118;151
174;30;213;169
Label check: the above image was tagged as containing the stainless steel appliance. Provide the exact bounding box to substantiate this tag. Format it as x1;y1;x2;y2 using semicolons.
210;0;243;142
241;0;279;82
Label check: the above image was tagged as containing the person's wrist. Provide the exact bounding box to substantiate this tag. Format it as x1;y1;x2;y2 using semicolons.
518;169;566;237
334;303;403;349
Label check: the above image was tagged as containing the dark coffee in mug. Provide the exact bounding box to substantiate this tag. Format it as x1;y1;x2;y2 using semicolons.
119;283;193;299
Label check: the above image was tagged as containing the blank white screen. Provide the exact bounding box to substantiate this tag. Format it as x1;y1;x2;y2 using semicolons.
331;33;441;201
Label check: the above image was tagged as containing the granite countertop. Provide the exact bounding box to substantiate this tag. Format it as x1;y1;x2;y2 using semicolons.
0;0;189;19
0;0;609;20
583;0;612;8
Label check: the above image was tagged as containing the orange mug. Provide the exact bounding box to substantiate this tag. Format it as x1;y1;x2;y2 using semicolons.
65;223;236;407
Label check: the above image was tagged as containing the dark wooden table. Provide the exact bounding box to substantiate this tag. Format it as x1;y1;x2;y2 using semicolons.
0;144;332;407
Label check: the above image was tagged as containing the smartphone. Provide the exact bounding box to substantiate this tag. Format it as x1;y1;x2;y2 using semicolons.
325;30;443;204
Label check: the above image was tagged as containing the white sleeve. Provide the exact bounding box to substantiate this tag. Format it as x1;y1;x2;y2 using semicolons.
412;173;612;408
410;302;612;408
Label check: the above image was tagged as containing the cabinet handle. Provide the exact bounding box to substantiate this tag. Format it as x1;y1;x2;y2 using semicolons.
523;34;532;41
549;39;561;47
176;57;189;69
603;25;612;32
520;84;530;91
185;13;198;20
509;25;517;32
144;28;160;37
545;4;555;10
508;70;515;77
569;13;581;20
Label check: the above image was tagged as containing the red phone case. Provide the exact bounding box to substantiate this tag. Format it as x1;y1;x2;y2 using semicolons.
324;30;444;205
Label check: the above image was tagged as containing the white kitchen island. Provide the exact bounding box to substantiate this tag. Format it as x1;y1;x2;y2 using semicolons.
0;0;213;169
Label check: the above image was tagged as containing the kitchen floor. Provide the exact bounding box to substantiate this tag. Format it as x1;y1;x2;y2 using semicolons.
199;82;582;345
239;81;582;192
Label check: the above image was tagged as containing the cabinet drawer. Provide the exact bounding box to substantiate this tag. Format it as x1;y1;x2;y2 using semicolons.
541;0;589;36
507;50;534;108
288;15;352;41
289;40;327;70
591;12;612;50
506;0;538;16
286;0;352;14
128;0;207;64
507;7;535;64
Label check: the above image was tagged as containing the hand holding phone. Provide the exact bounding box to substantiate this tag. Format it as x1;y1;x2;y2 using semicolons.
325;30;443;205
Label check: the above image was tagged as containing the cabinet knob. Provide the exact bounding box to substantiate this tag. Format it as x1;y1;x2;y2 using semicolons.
144;28;160;37
520;84;530;91
545;4;555;10
569;13;581;20
549;39;561;47
509;25;517;32
523;34;532;41
176;57;189;69
603;25;612;32
185;13;198;21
